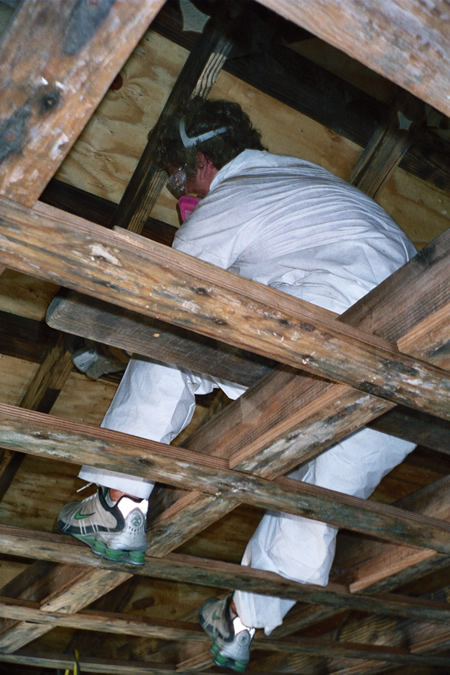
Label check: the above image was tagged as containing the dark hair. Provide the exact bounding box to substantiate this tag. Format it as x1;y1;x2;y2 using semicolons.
154;97;266;175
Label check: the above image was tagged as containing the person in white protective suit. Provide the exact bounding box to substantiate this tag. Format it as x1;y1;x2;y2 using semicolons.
58;97;417;671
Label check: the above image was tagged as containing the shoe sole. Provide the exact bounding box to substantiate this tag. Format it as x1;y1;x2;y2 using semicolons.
59;529;145;566
210;641;248;672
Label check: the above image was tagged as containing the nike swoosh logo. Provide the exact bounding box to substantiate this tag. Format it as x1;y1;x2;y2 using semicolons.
212;612;221;620
74;511;94;520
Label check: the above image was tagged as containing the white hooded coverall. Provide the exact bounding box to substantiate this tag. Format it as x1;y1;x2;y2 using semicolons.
79;150;417;634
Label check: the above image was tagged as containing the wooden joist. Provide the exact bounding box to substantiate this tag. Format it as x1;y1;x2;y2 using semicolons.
111;1;237;233
0;333;73;501
2;404;450;552
1;597;450;667
267;478;450;642
0;0;165;205
0;200;448;420
1;525;449;624
258;0;450;117
46;292;274;388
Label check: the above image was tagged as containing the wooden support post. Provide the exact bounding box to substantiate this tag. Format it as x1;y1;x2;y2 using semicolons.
111;3;238;233
350;90;426;197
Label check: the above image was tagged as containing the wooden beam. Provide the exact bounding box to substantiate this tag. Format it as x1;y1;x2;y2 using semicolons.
337;476;450;593
257;0;450;117
0;650;214;675
1;598;449;667
0;200;447;419
1;404;450;552
269;478;450;641
1;525;449;624
0;0;165;205
111;2;237;233
350;90;426;197
46;292;274;388
368;408;450;455
0;561;131;652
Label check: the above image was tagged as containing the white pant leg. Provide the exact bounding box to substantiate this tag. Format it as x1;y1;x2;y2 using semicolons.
234;429;415;634
79;357;222;498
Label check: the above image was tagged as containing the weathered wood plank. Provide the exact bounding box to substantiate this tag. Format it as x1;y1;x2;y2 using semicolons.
1;525;449;623
1;598;449;667
338;477;450;593
46;292;274;388
0;650;206;675
0;200;447;419
0;0;166;205
1;404;450;552
350;91;426;197
257;0;450;116
0;561;130;652
269;478;450;641
111;2;236;233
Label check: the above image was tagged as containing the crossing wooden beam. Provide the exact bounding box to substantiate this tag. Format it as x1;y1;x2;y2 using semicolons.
2;404;449;552
0;200;447;420
1;525;449;625
257;0;450;117
1;597;449;667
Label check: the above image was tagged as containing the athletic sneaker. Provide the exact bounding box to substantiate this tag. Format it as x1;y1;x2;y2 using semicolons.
199;595;254;672
57;487;148;566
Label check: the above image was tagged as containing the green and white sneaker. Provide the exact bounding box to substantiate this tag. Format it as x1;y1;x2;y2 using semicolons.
57;487;148;566
199;596;254;672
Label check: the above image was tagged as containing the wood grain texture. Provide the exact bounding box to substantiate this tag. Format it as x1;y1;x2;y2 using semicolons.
142;230;449;556
1;597;449;667
46;291;274;387
350;91;426;197
1;403;450;553
0;0;166;205
257;0;450;116
1;525;449;624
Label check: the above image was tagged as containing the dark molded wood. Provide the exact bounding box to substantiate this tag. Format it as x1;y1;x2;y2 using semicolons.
0;0;165;205
111;3;238;233
0;310;54;362
46;291;275;388
1;525;449;624
1;404;450;553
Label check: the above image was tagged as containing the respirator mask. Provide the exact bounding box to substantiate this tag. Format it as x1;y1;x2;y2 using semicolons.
166;167;202;222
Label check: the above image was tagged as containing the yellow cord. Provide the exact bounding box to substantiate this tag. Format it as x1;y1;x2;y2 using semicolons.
64;649;80;675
